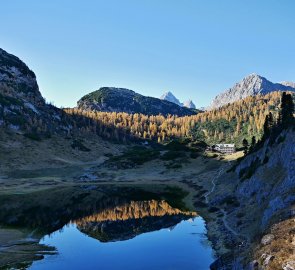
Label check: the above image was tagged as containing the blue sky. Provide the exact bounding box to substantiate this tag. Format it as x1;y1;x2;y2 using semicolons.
1;0;295;108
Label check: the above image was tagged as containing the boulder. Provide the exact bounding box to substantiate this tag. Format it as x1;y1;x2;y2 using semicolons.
261;234;274;245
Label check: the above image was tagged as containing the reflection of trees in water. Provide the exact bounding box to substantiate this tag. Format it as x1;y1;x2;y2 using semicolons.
75;200;196;242
0;189;118;234
76;200;195;223
77;213;194;242
0;186;198;269
0;186;196;241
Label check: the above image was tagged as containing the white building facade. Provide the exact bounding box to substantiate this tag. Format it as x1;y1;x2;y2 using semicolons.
214;144;236;154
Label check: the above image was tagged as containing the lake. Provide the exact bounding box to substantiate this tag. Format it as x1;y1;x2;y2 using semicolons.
30;217;213;270
0;185;214;269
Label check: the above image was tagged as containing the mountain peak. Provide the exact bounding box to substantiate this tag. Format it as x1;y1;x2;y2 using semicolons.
77;87;195;116
241;73;268;83
160;91;182;106
246;73;263;78
0;47;43;105
164;91;173;95
183;99;196;109
280;81;295;88
209;74;295;109
160;91;177;98
160;91;196;109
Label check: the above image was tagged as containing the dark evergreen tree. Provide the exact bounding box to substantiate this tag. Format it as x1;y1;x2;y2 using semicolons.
249;136;256;152
263;114;270;139
242;138;249;155
280;92;294;128
251;136;256;146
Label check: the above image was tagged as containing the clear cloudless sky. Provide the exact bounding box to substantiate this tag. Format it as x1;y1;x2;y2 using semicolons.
1;0;295;108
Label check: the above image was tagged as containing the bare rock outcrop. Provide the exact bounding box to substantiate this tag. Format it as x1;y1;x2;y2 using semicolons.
209;74;295;109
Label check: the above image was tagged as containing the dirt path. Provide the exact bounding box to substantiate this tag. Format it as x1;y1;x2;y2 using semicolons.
204;166;225;204
204;161;250;245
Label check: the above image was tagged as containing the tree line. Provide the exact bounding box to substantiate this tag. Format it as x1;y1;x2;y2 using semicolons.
64;91;294;146
243;91;294;154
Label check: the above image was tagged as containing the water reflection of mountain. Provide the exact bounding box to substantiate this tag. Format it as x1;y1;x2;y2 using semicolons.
0;186;195;237
0;186;197;269
75;200;196;242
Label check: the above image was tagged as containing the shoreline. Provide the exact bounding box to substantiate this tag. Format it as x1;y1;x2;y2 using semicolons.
0;153;231;268
1;140;294;270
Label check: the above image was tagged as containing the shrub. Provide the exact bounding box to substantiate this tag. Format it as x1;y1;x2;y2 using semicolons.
165;162;182;169
0;93;23;106
190;151;199;159
5;115;26;126
208;206;219;212
236;212;245;218
71;139;91;152
161;150;185;161
263;155;269;164
164;140;188;151
277;135;286;144
239;158;261;180
109;146;160;166
24;132;42;141
221;195;240;207
125;147;160;164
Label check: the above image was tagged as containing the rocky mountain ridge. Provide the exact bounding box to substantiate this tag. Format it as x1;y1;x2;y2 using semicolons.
0;48;65;134
77;87;197;116
209;73;295;109
160;91;196;109
160;91;182;106
0;48;112;142
280;81;295;88
183;99;196;109
0;48;44;106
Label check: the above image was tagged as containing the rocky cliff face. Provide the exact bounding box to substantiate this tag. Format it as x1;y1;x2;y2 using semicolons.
235;129;295;269
0;48;43;105
160;91;196;109
209;129;295;269
236;130;294;229
77;87;196;116
183;99;196;109
209;74;295;109
0;48;76;137
160;91;182;106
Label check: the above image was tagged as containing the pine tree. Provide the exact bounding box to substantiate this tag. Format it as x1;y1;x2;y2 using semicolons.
263;113;273;140
242;138;249;155
249;136;256;152
280;92;294;128
251;136;256;147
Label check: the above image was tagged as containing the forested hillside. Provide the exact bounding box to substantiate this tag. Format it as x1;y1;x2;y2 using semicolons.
1;48;293;148
65;91;293;146
77;87;196;116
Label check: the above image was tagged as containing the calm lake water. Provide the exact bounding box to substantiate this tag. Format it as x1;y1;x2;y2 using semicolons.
0;185;214;269
30;217;214;270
